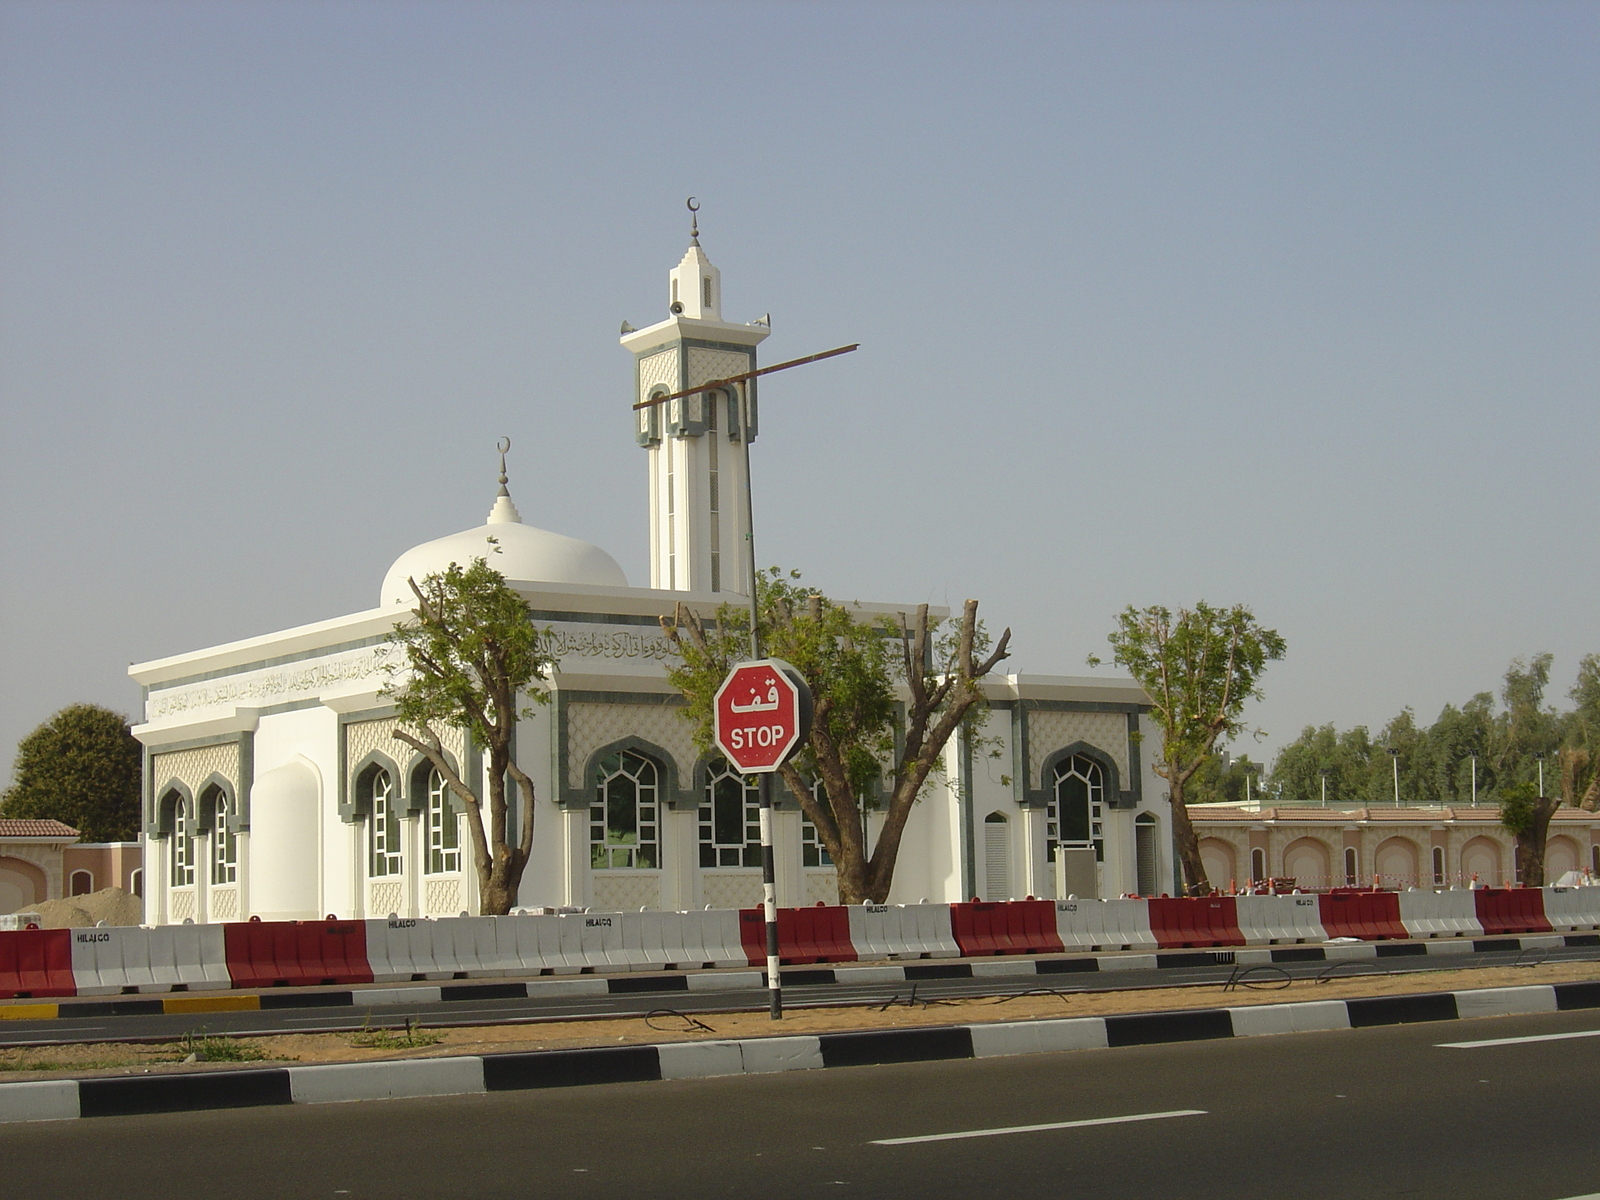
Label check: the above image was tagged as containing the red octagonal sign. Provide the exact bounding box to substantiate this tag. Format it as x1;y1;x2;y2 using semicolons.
713;659;813;773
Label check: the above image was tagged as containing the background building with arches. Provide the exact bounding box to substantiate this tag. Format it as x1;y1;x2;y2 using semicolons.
1190;805;1600;891
127;235;1172;923
0;819;141;915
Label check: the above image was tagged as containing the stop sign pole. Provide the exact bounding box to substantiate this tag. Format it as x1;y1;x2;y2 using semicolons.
639;340;855;1020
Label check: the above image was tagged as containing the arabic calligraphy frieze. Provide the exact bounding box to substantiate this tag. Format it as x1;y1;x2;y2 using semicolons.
145;622;682;721
544;627;676;663
145;647;397;720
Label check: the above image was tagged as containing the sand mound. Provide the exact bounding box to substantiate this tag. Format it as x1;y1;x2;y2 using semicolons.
33;887;143;928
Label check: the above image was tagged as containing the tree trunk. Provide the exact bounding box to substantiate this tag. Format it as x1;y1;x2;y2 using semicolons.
1515;796;1560;888
1168;782;1212;896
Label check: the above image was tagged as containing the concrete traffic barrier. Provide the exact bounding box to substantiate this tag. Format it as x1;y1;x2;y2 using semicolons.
906;903;962;957
618;910;669;971
0;929;77;998
845;904;900;959
1233;895;1327;944
365;918;448;982
1541;886;1600;933
74;921;232;998
70;927;146;996
576;911;629;969
1473;887;1552;936
1398;889;1483;938
681;909;747;969
1095;899;1159;950
1054;898;1106;950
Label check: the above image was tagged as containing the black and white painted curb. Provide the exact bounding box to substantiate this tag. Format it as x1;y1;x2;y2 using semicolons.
21;933;1594;1021
4;978;1599;1125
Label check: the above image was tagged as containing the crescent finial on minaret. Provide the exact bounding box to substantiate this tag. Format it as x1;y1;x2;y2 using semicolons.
687;196;700;246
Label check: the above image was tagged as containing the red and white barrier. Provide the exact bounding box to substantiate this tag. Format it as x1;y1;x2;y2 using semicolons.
1541;886;1600;933
1233;895;1327;944
1398;889;1483;938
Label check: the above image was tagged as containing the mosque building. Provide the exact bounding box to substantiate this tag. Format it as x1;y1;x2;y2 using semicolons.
128;226;1173;924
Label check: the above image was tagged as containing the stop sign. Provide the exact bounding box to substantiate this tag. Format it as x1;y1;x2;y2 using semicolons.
713;659;813;773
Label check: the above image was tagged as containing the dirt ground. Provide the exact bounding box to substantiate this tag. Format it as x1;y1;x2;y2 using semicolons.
29;888;143;929
3;958;1596;1084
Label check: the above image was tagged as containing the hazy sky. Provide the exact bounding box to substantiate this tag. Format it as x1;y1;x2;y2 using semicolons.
2;1;1595;785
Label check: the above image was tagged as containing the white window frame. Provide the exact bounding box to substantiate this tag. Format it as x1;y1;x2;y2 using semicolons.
172;797;195;887
591;751;660;870
210;788;237;885
369;769;402;879
698;759;761;868
426;768;461;875
1049;754;1105;863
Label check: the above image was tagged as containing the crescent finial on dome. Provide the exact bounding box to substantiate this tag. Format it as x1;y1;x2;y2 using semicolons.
488;436;522;524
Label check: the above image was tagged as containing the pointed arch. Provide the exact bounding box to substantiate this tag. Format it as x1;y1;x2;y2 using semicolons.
152;781;194;836
1038;742;1122;805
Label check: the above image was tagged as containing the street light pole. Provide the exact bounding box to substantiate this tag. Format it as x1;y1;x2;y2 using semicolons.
1535;751;1547;799
1388;748;1401;807
1469;751;1479;806
638;342;859;1022
1319;768;1331;808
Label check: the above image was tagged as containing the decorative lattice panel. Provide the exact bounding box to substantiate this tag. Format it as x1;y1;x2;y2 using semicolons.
565;701;697;791
151;743;240;796
592;873;662;913
368;880;404;918
686;347;750;389
700;872;763;911
1026;711;1130;787
638;347;680;396
209;887;239;922
803;871;840;907
169;890;196;922
347;719;464;780
425;878;463;917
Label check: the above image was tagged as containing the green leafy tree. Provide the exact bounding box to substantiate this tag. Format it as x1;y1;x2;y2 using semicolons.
1091;602;1286;896
382;558;555;914
2;704;141;843
1561;653;1600;812
661;569;1010;904
1494;654;1563;885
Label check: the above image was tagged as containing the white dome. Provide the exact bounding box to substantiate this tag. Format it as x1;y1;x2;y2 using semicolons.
380;490;627;607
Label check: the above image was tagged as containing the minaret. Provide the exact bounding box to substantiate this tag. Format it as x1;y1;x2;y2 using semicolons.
621;202;770;595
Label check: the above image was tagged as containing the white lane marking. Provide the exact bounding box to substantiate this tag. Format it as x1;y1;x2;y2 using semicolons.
1439;1029;1600;1049
871;1109;1207;1145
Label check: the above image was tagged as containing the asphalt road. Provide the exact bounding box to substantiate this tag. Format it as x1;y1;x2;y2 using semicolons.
5;1007;1600;1199
3;942;1593;1045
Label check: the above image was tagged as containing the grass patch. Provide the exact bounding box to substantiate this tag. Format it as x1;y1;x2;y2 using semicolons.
347;1017;444;1050
178;1030;269;1063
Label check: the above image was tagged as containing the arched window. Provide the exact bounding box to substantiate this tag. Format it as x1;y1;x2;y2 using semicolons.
591;750;659;869
1432;846;1446;886
1344;847;1359;887
426;768;461;875
698;759;759;868
367;768;402;878
1050;754;1104;863
171;794;195;887
70;870;93;896
1134;813;1158;896
207;786;237;885
1250;847;1266;884
130;868;143;898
